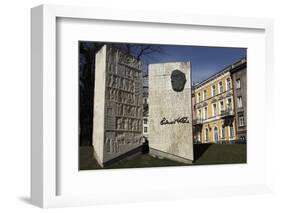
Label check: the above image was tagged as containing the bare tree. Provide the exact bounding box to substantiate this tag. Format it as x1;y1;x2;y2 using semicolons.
113;43;163;60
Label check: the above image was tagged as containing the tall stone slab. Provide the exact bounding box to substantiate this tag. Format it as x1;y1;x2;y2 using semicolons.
93;45;143;167
149;62;193;163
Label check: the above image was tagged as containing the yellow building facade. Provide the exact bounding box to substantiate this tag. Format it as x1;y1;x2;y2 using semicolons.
193;69;236;144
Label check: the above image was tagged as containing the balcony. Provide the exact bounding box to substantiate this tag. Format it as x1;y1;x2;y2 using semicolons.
193;118;203;126
218;95;224;100
220;108;234;118
226;91;233;97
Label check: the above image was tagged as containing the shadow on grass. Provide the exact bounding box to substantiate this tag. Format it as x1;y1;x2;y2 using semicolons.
79;145;187;170
193;143;213;161
79;143;246;170
79;145;101;170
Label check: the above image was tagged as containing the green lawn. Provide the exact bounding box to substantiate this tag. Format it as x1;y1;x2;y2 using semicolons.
79;144;246;170
193;143;246;165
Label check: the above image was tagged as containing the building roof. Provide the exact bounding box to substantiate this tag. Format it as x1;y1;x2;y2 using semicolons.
193;57;247;90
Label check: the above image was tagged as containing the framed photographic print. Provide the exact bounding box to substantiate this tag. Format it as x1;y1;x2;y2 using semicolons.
31;4;274;208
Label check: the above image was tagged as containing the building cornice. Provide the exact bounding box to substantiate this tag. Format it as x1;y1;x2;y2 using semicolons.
193;57;247;90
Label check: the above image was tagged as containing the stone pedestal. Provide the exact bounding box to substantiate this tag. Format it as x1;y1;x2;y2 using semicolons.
92;45;143;167
148;62;193;163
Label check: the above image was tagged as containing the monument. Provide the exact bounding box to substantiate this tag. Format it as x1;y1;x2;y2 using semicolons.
93;45;143;167
148;62;193;163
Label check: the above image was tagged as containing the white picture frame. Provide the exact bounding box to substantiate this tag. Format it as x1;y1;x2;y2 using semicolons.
31;4;274;208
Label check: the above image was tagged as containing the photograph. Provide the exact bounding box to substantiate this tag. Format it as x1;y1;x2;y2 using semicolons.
78;42;247;170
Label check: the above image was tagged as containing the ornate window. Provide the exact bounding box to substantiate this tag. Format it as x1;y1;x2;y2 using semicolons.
226;78;231;90
204;107;208;119
198;109;202;119
219;81;223;94
205;128;209;142
212;85;216;96
229;124;234;138
213;126;219;143
238;114;245;127
227;98;232;110
221;126;225;139
212;103;217;116
220;101;224;113
197;93;201;103
236;79;241;89
237;96;243;108
203;90;207;100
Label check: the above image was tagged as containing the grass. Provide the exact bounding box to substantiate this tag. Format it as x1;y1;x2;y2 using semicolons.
79;144;246;170
193;143;246;165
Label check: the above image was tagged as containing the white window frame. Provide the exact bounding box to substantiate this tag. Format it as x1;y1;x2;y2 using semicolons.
229;124;234;138
226;78;231;91
236;78;241;89
227;98;232;110
237;96;243;108
212;103;217;116
221;126;225;139
197;109;201;119
205;128;209;142
212;85;216;96
238;114;245;127
219;81;223;94
220;100;224;113
197;93;201;103
213;126;219;143
204;107;208;120
203;90;207;100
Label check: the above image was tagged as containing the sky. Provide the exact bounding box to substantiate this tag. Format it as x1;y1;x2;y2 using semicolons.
80;42;246;85
137;45;246;84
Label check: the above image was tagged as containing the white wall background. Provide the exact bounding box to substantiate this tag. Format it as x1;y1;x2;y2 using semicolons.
0;0;280;212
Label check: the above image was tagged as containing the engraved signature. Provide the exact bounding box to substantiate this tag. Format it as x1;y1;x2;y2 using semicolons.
160;117;190;125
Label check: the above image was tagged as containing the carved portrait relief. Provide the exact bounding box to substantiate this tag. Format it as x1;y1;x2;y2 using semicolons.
170;69;186;92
